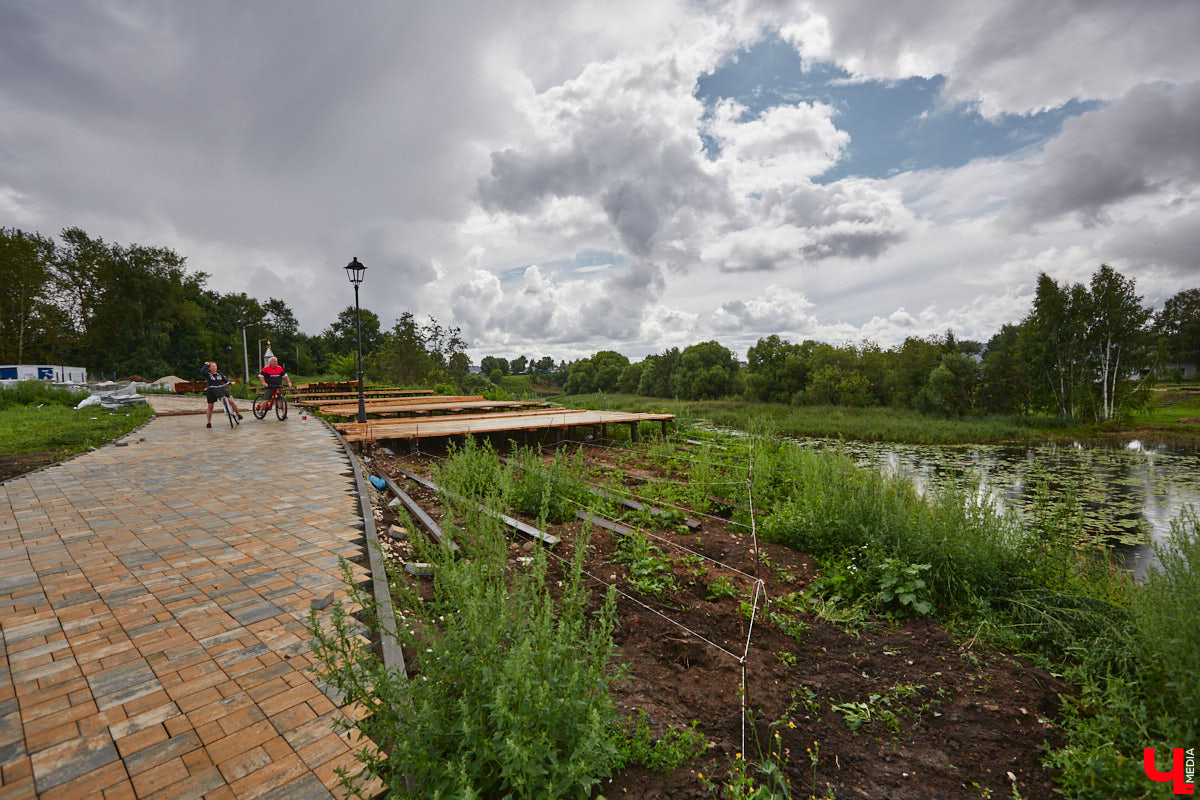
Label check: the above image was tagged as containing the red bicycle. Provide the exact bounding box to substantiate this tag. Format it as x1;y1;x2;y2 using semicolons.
252;387;289;420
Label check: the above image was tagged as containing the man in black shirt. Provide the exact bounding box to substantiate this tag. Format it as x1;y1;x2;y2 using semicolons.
200;361;243;428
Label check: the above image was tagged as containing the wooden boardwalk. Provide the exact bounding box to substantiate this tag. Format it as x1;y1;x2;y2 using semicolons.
317;399;553;417
334;408;674;443
292;390;435;406
307;395;484;412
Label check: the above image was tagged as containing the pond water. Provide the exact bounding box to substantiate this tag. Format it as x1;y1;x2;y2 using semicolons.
787;436;1200;578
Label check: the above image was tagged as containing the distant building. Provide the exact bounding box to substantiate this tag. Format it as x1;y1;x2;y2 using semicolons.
1149;361;1198;380
0;365;88;382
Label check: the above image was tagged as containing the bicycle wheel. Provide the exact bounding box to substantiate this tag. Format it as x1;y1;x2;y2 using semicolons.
223;396;237;428
252;396;269;420
275;395;288;420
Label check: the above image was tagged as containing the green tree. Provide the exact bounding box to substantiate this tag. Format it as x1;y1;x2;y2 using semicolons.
886;336;942;409
52;228;207;378
0;227;56;364
1156;288;1200;369
421;317;467;381
480;356;509;377
591;350;629;392
744;335;801;403
979;324;1031;413
617;361;644;393
635;348;681;397
1086;264;1153;421
670;341;737;400
1019;273;1090;418
563;358;595;394
916;352;980;417
376;312;430;384
510;355;528;374
325;306;381;359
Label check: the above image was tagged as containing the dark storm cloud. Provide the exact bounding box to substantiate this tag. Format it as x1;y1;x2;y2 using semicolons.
1006;81;1200;227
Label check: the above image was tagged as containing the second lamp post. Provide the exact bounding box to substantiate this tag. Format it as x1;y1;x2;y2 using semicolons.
344;257;368;423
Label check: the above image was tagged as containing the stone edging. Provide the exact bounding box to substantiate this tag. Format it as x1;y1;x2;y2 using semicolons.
321;418;408;678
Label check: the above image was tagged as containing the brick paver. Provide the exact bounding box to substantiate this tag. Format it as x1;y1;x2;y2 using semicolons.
0;416;376;798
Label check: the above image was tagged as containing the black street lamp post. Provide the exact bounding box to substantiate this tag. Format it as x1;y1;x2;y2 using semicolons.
344;257;368;424
237;318;251;386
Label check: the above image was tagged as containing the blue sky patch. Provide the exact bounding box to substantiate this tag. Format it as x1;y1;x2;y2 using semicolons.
499;250;629;283
695;36;1102;183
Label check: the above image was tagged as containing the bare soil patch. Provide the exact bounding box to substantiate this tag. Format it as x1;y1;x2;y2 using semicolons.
366;445;1068;800
0;451;59;483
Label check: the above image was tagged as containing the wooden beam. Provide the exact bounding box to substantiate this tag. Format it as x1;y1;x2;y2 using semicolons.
575;510;634;537
376;472;458;552
391;466;558;546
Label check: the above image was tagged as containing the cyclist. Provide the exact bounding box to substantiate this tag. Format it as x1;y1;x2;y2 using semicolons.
258;357;293;411
200;360;242;428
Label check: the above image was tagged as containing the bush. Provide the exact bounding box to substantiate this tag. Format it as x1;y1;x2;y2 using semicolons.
506;447;581;525
1133;508;1200;743
310;515;619;799
757;445;1038;612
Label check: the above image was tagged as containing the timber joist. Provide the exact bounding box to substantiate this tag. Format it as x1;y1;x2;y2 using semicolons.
334;408;674;443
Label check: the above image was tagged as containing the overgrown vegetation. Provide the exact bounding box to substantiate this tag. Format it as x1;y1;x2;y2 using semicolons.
312;428;1197;798
671;432;1199;798
310;501;619;797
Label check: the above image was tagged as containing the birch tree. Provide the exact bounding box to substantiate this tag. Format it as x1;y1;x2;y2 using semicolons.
1086;264;1153;421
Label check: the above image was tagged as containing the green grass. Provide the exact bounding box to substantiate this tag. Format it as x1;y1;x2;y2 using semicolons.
1128;386;1200;426
552;393;1063;444
0;382;153;476
667;428;1197;798
552;391;1200;446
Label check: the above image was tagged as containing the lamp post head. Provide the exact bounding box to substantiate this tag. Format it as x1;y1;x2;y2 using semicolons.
344;257;366;286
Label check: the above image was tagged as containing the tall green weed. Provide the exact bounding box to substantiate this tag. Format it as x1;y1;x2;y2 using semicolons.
309;510;619;799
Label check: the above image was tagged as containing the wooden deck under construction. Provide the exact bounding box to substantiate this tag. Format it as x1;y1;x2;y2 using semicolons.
318;398;555;417
293;389;436;405
334;408;674;443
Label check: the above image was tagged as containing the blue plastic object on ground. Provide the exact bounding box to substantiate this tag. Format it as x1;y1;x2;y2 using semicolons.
369;474;387;490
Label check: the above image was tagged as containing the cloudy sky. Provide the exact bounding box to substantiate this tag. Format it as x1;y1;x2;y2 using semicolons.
2;1;1198;363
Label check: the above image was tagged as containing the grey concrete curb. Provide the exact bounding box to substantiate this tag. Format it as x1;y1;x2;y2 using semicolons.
322;418;408;678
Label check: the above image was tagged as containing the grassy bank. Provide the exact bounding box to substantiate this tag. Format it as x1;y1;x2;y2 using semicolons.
551;391;1200;446
316;424;1198;797
686;430;1197;798
0;382;153;481
639;430;1199;796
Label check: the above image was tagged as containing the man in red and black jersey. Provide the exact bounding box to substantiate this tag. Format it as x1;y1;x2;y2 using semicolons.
258;357;293;405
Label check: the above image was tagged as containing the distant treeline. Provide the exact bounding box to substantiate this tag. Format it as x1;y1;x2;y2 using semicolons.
557;265;1198;422
3;227;1194;417
0;226;480;388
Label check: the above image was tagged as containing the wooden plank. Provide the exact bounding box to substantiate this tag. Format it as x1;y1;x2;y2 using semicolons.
319;399;551;417
316;395;487;413
335;409;674;443
391;466;559;546
377;472;458;552
576;511;634;537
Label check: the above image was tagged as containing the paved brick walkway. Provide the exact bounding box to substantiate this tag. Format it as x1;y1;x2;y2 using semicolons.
0;415;376;799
